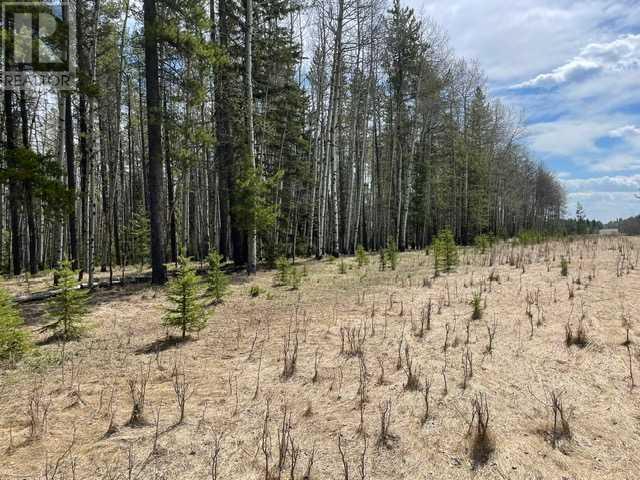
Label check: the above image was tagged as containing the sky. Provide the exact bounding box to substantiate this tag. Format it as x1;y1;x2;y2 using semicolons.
413;0;640;222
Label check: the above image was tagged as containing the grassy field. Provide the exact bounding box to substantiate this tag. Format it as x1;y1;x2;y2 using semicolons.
1;236;639;479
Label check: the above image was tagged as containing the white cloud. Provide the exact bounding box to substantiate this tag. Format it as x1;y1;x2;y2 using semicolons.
609;125;640;138
412;0;640;84
512;34;640;89
566;191;640;222
562;174;640;192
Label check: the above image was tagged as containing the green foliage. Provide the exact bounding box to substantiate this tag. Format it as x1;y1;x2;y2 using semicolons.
275;256;291;286
127;210;150;271
0;287;31;364
249;285;264;297
434;229;458;275
206;250;229;304
378;249;387;271
234;166;284;235
385;239;400;271
43;260;89;340
0;148;73;216
471;291;483;320
560;257;569;277
163;257;206;339
289;267;302;290
474;234;494;254
356;245;369;268
516;230;546;246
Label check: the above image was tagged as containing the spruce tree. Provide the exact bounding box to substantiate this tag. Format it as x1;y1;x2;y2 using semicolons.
163;257;206;339
206;250;229;304
356;245;369;268
0;287;31;363
434;229;458;274
43;260;89;340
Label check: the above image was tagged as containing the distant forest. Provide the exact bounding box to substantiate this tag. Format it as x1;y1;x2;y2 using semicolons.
0;0;602;282
606;216;640;235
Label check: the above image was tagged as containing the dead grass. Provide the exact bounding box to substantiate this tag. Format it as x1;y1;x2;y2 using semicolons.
0;236;639;479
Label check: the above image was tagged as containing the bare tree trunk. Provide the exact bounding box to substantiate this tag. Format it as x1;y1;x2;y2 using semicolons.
244;0;257;274
143;0;167;284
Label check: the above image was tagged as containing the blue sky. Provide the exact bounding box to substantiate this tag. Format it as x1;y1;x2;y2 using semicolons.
413;0;640;222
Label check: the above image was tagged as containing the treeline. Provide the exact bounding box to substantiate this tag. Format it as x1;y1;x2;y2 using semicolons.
0;0;567;281
606;216;640;235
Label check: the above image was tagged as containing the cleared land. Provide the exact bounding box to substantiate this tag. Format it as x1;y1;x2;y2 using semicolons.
1;236;640;479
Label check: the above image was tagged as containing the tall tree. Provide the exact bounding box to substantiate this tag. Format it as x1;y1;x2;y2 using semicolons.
143;0;167;284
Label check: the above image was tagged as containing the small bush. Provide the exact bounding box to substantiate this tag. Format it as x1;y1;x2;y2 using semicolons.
356;245;369;268
249;285;264;297
474;234;494;254
470;291;483;320
289;267;302;290
206;250;229;304
385;239;400;271
275;256;291;285
434;229;458;275
469;393;494;467
42;260;88;341
378;249;387;271
560;257;569;277
163;256;206;339
0;287;31;364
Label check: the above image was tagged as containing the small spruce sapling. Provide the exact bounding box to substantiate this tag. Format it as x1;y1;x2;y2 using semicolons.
163;256;206;339
42;260;88;340
0;288;31;363
206;250;229;304
356;245;369;268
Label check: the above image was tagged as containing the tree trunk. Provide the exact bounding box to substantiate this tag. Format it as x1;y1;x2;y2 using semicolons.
143;0;167;284
244;0;257;274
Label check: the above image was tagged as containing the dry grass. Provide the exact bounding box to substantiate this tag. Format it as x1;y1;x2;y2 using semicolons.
1;236;640;479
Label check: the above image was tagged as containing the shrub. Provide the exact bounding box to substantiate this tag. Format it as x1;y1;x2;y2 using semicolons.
275;256;291;285
469;393;494;466
356;245;369;268
470;291;483;320
474;234;493;254
0;287;31;363
289;267;302;290
163;256;206;339
42;260;88;340
385;239;400;271
206;250;229;304
127;210;150;272
434;229;458;275
378;249;387;271
560;257;569;277
249;285;264;297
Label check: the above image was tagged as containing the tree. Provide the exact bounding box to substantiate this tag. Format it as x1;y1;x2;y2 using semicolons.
206;250;229;304
434;229;458;275
42;260;89;340
163;256;206;339
0;287;31;363
143;0;167;284
244;0;257;274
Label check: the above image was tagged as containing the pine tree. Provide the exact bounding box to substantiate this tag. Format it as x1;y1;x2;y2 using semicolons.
128;210;150;272
385;239;400;271
163;257;206;339
434;229;458;275
0;287;31;363
356;245;369;268
206;250;229;304
42;260;89;340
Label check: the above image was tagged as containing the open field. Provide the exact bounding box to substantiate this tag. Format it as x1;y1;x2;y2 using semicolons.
1;236;640;479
